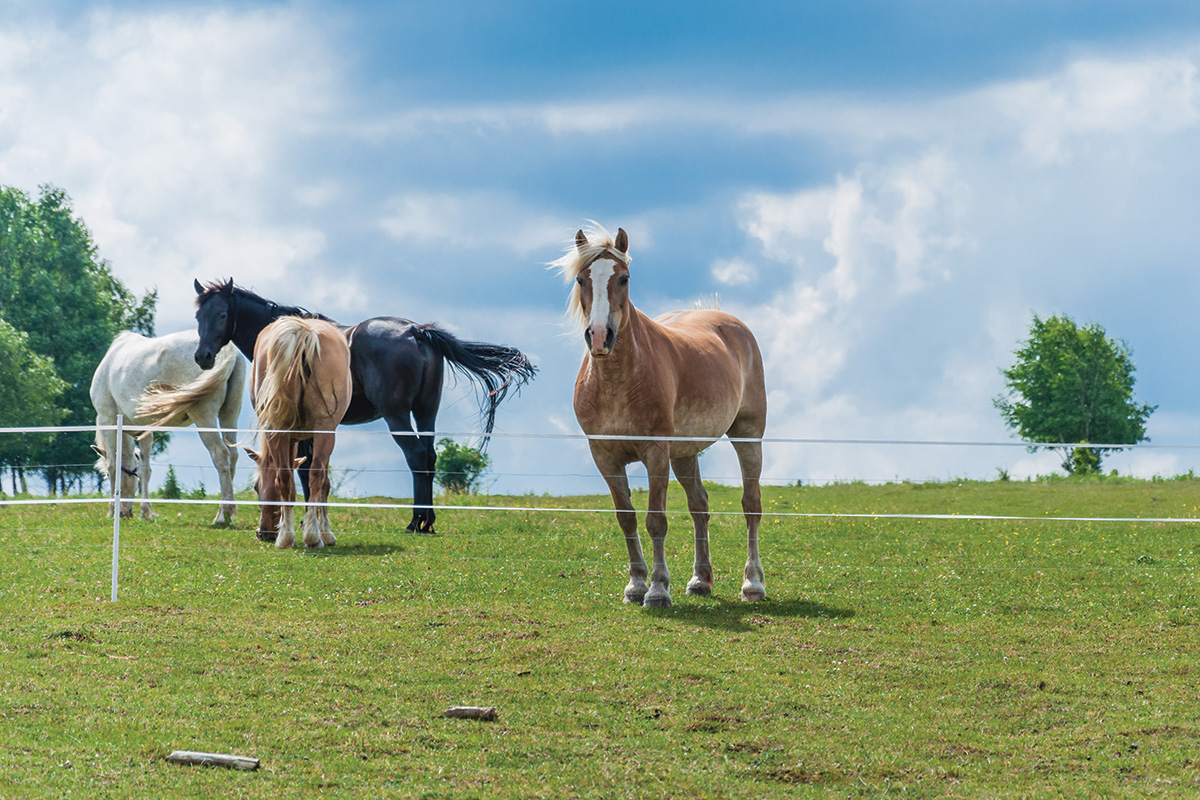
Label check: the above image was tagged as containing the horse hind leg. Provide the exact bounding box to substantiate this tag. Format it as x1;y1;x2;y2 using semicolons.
671;455;713;597
198;427;237;526
729;435;766;602
302;433;337;548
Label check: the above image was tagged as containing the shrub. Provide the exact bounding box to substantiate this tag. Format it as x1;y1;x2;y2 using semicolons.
434;438;490;494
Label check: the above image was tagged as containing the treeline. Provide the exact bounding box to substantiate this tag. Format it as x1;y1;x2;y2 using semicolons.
0;185;157;495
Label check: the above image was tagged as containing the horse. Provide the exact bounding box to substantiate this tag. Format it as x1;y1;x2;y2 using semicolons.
90;330;246;523
191;279;536;533
244;316;351;548
555;225;768;607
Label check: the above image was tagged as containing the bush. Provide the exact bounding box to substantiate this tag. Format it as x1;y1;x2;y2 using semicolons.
434;438;490;494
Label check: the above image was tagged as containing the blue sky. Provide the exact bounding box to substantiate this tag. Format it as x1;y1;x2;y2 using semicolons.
5;1;1200;497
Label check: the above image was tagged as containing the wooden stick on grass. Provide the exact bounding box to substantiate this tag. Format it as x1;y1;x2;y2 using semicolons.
166;750;260;771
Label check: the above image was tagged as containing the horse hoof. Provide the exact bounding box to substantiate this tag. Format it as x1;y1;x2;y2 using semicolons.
685;579;713;597
741;588;766;602
643;595;672;608
623;592;646;605
256;530;277;542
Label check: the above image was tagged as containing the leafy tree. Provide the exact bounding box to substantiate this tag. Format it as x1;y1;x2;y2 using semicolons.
0;184;157;494
994;313;1156;474
0;318;68;494
434;438;490;494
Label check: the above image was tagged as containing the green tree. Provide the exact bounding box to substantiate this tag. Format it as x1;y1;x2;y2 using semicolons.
994;313;1156;475
0;184;157;494
434;438;490;494
0;318;68;494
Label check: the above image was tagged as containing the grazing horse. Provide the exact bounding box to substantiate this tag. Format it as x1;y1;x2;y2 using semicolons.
91;330;246;523
191;279;536;532
245;316;351;548
556;225;768;607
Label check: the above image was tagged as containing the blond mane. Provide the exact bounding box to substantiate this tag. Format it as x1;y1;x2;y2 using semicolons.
550;222;633;326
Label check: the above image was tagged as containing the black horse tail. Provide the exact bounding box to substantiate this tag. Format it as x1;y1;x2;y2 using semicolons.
416;325;537;448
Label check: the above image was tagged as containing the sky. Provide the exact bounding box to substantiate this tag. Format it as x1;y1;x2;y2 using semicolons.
4;1;1200;498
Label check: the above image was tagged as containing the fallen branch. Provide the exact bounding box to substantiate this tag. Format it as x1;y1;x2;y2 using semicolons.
443;705;498;721
166;750;260;771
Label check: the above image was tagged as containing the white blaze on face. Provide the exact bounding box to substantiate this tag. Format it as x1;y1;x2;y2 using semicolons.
587;258;617;353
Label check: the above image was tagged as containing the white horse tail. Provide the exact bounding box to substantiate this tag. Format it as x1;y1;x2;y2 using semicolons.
136;344;239;426
255;318;323;434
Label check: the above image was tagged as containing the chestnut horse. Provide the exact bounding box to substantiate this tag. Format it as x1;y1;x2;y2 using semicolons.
556;225;767;607
246;316;351;548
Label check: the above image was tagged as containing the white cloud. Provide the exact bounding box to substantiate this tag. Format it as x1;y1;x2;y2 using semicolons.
377;190;573;256
0;7;340;332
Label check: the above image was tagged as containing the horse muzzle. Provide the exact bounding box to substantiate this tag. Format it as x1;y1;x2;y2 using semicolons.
586;324;616;357
194;348;216;370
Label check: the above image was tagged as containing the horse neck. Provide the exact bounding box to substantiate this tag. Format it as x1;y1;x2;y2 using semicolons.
589;302;654;380
232;291;283;360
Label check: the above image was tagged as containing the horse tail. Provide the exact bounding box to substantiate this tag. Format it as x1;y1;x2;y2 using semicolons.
136;344;240;426
255;318;323;434
416;325;537;447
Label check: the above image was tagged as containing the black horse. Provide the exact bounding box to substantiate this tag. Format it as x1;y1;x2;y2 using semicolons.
192;278;536;533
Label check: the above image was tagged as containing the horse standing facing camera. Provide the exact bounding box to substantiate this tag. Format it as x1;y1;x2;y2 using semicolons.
555;224;768;607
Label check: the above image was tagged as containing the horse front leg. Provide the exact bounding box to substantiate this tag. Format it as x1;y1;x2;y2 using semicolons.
592;449;648;604
731;438;766;602
138;432;154;520
671;455;712;597
642;445;672;608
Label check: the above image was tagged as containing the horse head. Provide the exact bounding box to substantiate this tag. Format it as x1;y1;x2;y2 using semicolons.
193;278;236;369
560;226;631;358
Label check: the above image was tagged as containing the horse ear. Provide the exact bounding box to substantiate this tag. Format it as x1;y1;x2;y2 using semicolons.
237;443;261;463
194;278;204;295
293;457;307;468
575;230;588;251
615;228;629;254
91;444;106;457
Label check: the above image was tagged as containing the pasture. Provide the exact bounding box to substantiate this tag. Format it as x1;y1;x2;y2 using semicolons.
3;478;1198;798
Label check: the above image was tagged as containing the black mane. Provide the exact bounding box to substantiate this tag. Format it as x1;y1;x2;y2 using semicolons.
196;278;333;322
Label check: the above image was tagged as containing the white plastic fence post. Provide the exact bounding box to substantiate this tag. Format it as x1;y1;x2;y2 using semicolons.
111;414;122;603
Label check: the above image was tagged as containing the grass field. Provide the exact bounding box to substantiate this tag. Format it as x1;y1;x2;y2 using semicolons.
3;477;1199;797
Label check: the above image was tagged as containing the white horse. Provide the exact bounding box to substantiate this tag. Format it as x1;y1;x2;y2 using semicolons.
90;330;246;524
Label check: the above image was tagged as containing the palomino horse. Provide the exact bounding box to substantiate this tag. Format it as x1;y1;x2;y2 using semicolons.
91;330;245;522
556;225;768;607
245;316;351;548
192;279;536;532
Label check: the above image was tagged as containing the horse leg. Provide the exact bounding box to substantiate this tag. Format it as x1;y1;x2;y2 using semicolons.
198;428;236;526
641;444;673;608
671;455;713;597
386;415;436;533
591;453;649;604
730;436;766;602
120;431;138;519
138;432;154;520
295;438;314;503
303;433;336;548
274;445;297;549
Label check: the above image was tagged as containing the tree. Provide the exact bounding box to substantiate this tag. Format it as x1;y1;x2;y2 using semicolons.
0;318;68;494
994;313;1156;474
0;184;157;494
434;438;490;494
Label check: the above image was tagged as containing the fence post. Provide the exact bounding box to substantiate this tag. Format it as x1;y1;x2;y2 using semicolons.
111;414;123;603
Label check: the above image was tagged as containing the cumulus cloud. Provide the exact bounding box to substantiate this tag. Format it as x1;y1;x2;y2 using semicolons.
0;7;340;331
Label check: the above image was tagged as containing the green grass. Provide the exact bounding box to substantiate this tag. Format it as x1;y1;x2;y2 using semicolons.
2;479;1199;797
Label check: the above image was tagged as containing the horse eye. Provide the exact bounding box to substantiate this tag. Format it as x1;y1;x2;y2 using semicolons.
576;276;586;286
618;275;629;287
